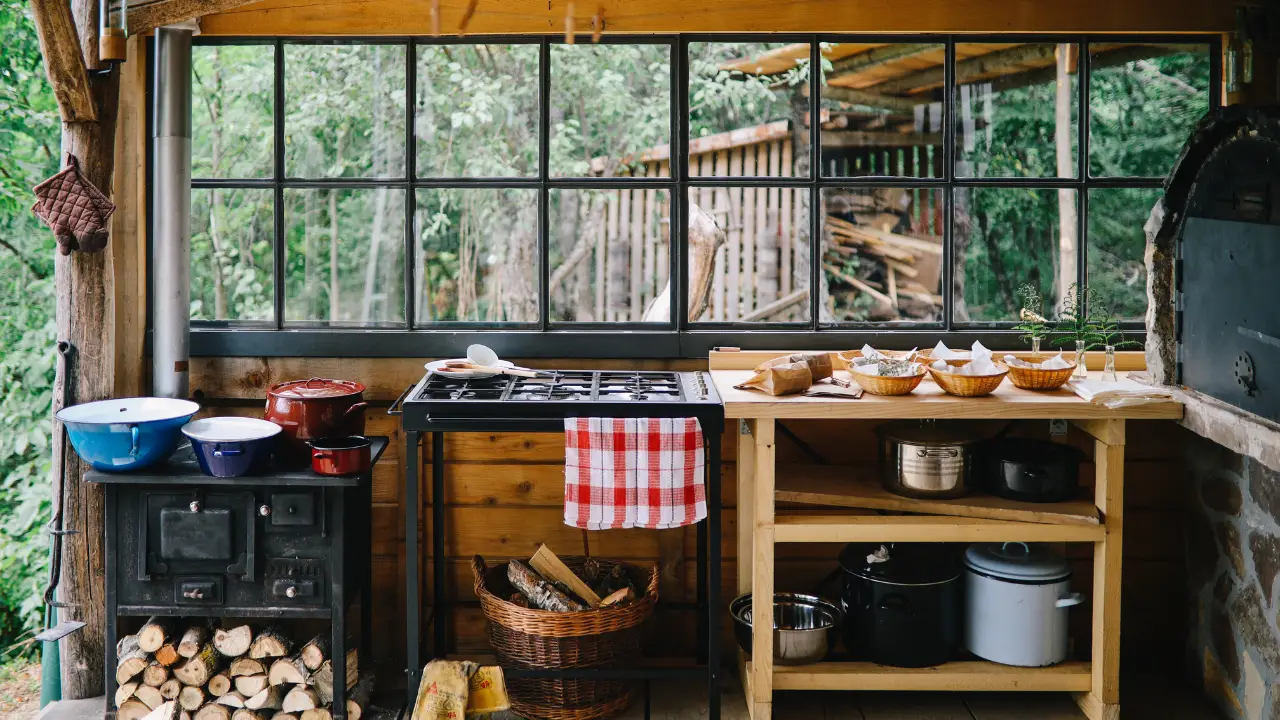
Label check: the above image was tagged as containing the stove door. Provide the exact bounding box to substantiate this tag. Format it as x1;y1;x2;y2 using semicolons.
142;490;256;582
1181;217;1280;422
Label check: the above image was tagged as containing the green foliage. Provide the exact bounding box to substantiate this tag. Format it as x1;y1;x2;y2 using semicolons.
1013;282;1051;346
0;0;57;660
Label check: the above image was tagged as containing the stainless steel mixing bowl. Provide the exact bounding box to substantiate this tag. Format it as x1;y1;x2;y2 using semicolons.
730;592;843;665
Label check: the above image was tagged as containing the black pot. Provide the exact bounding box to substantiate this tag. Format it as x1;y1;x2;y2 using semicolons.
978;439;1083;503
837;543;962;668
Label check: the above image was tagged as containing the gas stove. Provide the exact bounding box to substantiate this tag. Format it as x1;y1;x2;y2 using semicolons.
396;370;723;432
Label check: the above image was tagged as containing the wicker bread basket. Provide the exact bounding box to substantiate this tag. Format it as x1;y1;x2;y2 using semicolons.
1006;361;1077;391
837;351;927;396
927;359;1009;397
472;555;659;720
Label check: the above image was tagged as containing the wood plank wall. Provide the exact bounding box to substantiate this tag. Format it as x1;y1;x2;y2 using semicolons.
190;356;1189;686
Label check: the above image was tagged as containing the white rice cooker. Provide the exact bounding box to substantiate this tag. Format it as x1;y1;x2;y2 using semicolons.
963;542;1085;667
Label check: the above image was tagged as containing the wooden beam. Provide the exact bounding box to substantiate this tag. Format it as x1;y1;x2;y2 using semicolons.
872;42;1060;95
112;36;148;398
821;130;943;148
30;0;98;122
813;85;921;114
828;42;936;77
195;0;1235;37
129;0;264;36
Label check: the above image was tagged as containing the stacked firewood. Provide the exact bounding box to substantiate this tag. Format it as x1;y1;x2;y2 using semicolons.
114;619;370;720
824;213;943;321
504;545;638;612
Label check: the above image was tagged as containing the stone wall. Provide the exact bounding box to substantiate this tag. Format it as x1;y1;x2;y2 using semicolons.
1188;434;1280;719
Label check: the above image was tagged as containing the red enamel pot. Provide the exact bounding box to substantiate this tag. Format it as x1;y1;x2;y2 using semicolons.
310;436;372;476
265;377;368;464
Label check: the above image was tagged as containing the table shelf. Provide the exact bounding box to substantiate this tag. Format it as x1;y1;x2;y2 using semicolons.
758;659;1093;692
775;512;1105;543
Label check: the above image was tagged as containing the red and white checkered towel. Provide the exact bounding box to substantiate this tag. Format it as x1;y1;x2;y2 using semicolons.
564;417;707;530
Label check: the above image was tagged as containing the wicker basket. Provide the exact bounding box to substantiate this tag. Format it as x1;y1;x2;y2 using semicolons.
1006;362;1077;391
837;351;927;396
472;555;659;720
927;360;1009;397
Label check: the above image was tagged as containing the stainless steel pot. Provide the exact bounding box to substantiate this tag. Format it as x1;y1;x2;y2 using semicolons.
876;421;985;498
730;593;843;665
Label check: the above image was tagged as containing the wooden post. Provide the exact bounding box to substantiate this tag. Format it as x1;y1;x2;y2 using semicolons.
39;0;121;699
749;419;775;720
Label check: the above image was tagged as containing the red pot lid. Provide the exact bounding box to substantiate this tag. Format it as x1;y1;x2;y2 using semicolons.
269;377;366;399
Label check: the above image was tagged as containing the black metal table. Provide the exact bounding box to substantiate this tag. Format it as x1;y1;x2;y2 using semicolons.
88;437;386;719
392;373;724;720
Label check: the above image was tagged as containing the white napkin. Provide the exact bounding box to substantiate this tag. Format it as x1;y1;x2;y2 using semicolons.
930;341;963;360
860;344;885;362
971;341;993;360
1041;352;1071;370
1068;378;1175;408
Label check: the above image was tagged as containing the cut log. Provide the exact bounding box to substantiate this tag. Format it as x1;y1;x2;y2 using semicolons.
310;649;358;705
117;635;151;685
599;587;635;607
155;643;181;667
507;559;584;612
298;635;329;671
207;672;232;697
193;704;232;720
178;626;210;659
247;627;292;659
231;711;270;720
245;685;286;711
228;658;266;677
280;687;319;713
160;679;182;701
177;685;206;712
346;675;374;720
234;674;268;698
529;544;602;607
215;691;247;708
300;710;332;720
138;617;175;653
213;625;253;658
134;685;165;710
140;700;181;720
173;644;219;687
272;715;298;720
119;700;152;720
116;681;140;708
267;655;308;686
143;662;170;688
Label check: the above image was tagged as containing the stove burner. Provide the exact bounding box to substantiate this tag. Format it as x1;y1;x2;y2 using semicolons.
412;369;705;405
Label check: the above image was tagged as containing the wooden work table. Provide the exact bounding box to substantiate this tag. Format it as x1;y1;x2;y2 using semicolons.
709;350;1183;720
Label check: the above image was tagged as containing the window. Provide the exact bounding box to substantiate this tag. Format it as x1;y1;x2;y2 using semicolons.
180;36;1216;356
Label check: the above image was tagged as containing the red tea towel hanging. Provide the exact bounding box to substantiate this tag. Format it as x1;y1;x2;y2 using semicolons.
32;153;116;255
564;417;707;530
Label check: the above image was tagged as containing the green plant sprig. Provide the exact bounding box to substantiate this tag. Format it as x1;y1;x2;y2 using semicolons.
1013;282;1052;347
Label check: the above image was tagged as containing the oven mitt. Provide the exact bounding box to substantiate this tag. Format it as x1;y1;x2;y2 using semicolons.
32;153;116;255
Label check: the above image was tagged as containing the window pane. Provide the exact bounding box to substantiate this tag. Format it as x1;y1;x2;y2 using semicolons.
190;188;274;322
414;188;539;323
550;44;671;178
1089;43;1210;178
283;188;406;326
549;188;671;322
192;45;274;179
1088;187;1160;321
688;186;811;323
954;187;1077;323
416;44;539;177
954;42;1078;179
285;44;407;178
820;42;944;178
689;42;809;177
822;187;942;322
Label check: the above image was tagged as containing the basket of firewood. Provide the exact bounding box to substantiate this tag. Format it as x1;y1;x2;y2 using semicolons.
472;546;659;720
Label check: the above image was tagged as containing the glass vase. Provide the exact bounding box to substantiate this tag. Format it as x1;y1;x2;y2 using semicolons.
1031;336;1042;360
1102;345;1118;382
1073;340;1088;379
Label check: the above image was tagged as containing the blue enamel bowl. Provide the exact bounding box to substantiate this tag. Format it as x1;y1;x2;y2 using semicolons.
57;397;201;472
182;417;281;478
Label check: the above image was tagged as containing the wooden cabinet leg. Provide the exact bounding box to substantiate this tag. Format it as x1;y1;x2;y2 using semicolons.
737;419;756;596
1074;420;1124;720
750;419;775;720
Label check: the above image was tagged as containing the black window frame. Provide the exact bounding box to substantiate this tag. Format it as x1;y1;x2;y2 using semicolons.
163;33;1221;358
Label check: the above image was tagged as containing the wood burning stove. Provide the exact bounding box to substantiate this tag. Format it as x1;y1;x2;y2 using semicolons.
89;438;386;718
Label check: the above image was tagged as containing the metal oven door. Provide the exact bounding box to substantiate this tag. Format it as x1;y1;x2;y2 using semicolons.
140;491;256;582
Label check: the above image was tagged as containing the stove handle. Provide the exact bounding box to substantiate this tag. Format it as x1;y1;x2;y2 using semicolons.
387;384;413;416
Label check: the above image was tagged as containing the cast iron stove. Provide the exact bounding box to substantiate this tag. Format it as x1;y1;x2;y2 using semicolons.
391;369;724;718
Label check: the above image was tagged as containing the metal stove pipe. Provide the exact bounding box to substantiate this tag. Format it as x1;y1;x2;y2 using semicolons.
152;26;193;399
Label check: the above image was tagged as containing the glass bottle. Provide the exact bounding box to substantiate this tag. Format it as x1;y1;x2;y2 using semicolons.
1031;336;1042;360
1102;345;1118;382
1073;340;1088;379
99;0;128;63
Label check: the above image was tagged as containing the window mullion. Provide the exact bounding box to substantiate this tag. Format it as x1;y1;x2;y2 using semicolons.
273;39;286;330
808;38;821;332
404;40;417;330
673;38;688;331
942;37;956;331
539;39;551;331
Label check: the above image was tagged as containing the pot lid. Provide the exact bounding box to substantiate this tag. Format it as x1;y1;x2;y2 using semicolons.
269;378;366;399
182;416;281;442
838;542;961;585
875;420;987;446
964;543;1071;582
56;397;201;425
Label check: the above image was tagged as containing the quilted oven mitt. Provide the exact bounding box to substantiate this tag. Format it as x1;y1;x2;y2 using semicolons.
31;153;115;255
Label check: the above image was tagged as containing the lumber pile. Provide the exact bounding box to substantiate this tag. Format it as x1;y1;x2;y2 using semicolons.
115;621;366;720
824;212;943;321
501;545;637;612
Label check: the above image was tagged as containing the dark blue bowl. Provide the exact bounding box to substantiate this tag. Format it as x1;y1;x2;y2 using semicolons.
182;417;282;478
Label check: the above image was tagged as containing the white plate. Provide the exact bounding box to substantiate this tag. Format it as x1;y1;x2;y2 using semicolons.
425;358;515;379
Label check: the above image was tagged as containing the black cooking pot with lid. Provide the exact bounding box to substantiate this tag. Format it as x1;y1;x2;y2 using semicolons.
978;438;1083;503
837;542;962;667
